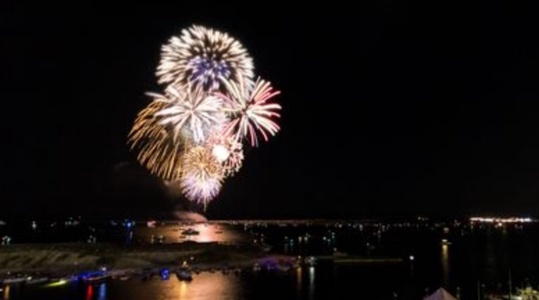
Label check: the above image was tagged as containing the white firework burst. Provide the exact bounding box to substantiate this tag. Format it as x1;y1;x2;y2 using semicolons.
180;146;224;206
157;25;254;92
151;85;228;144
180;174;222;207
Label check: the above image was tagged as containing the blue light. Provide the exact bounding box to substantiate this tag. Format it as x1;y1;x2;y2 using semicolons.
160;268;170;280
98;283;107;300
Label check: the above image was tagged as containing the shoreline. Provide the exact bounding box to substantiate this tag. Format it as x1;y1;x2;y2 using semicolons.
0;242;271;276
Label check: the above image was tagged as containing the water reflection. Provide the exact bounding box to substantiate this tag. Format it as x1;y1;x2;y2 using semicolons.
441;244;449;287
4;220;539;299
186;224;219;243
308;266;315;300
296;266;302;298
135;222;248;245
125;230;133;247
179;281;187;298
3;285;10;300
85;284;93;300
484;234;503;283
111;272;240;300
98;283;107;300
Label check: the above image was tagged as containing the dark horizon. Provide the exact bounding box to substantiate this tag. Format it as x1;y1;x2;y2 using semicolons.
2;2;539;219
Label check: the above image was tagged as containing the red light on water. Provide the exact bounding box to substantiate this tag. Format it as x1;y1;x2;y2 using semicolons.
86;284;93;300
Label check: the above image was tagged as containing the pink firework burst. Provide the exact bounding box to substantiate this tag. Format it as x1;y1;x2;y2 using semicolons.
206;133;244;177
216;77;281;147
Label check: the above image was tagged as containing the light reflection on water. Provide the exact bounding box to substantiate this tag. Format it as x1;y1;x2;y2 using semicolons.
134;223;249;245
3;285;9;300
296;266;302;298
308;266;315;300
441;244;449;288
85;285;92;300
1;273;244;300
109;272;241;300
3;222;539;299
97;283;106;300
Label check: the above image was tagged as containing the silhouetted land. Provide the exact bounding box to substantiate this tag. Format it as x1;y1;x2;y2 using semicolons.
0;242;265;274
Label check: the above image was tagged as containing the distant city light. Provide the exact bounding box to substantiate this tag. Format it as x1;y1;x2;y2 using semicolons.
470;217;534;223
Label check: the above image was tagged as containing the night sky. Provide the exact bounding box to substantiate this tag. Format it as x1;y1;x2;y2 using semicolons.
1;2;539;220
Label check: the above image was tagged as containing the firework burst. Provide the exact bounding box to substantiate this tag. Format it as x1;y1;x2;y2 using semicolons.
206;133;244;177
180;146;224;206
157;25;254;91
152;85;228;145
217;77;282;147
129;24;281;208
127;100;185;180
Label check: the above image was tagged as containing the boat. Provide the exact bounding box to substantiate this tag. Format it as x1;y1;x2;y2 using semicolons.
175;268;193;281
25;276;49;285
260;244;272;252
80;271;111;284
2;277;26;284
140;268;154;281
181;228;200;235
304;256;316;266
118;275;131;281
252;262;262;272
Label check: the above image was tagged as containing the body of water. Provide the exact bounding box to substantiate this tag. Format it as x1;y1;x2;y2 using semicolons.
1;219;538;299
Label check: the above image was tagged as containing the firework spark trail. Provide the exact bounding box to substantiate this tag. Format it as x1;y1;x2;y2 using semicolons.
216;77;281;147
157;25;254;92
128;101;185;180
